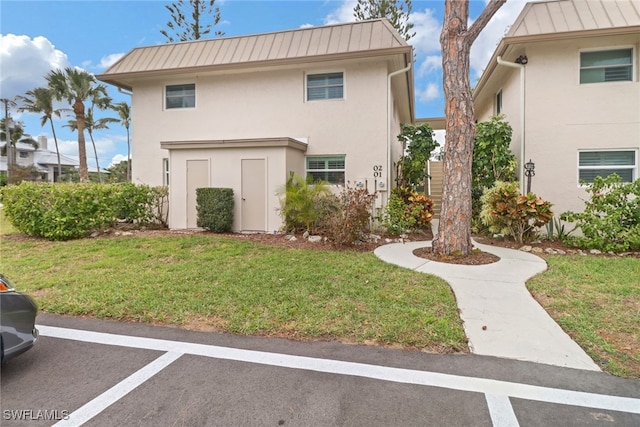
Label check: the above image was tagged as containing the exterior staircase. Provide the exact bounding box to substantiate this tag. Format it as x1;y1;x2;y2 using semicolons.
427;161;444;219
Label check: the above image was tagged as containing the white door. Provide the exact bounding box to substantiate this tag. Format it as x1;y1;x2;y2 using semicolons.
241;159;266;231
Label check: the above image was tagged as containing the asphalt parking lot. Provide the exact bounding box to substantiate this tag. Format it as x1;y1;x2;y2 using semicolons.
1;313;639;426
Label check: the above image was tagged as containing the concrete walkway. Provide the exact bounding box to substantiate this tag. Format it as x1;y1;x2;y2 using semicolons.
374;238;601;371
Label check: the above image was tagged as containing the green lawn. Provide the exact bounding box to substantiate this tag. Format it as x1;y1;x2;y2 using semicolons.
2;209;638;378
0;226;467;352
527;256;640;378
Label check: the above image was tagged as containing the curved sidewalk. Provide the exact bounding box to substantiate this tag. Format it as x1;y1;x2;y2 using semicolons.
374;240;601;371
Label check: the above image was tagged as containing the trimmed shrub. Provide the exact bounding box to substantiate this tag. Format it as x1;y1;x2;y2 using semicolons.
1;182;167;240
480;181;553;244
1;182;117;240
561;175;640;252
196;188;234;232
113;183;157;223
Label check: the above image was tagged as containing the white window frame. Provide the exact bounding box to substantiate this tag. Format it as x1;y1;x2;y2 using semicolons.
579;47;635;84
165;83;196;109
305;71;345;102
306;156;346;185
577;149;638;185
495;90;503;115
163;158;170;186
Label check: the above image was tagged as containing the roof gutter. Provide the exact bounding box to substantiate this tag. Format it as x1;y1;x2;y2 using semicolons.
387;61;412;201
496;56;526;193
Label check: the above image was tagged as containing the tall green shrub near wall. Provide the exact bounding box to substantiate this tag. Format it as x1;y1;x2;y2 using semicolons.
196;188;234;232
561;175;640;251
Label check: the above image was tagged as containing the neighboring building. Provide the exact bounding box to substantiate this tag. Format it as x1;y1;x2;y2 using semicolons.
0;136;79;182
98;19;414;231
473;0;640;216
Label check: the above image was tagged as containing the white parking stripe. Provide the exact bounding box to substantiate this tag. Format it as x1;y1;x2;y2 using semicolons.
52;351;182;427
486;394;520;427
39;325;640;416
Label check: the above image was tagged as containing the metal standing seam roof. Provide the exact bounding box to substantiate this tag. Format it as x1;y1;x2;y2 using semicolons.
99;19;411;85
507;0;640;37
474;0;640;102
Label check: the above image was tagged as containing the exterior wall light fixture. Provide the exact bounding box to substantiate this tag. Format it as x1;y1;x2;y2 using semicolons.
524;159;535;193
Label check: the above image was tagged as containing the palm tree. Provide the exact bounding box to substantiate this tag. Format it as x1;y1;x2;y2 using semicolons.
16;87;67;182
65;108;117;183
46;67;110;182
112;102;131;182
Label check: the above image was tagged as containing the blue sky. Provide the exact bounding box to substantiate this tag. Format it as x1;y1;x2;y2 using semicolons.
0;0;531;169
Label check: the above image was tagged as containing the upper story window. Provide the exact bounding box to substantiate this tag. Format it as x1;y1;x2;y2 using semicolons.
580;48;633;84
306;156;345;185
166;83;195;109
307;72;344;101
578;150;637;183
19;151;29;159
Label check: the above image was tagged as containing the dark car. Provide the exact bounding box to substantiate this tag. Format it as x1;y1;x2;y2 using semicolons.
1;273;38;363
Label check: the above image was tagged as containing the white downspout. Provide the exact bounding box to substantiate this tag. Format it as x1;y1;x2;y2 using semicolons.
496;56;526;193
388;62;412;203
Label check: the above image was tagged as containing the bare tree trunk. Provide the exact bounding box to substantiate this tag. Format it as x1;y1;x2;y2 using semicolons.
433;0;505;256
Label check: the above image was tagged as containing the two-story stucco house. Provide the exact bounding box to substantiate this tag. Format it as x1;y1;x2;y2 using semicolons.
473;0;639;216
98;19;414;232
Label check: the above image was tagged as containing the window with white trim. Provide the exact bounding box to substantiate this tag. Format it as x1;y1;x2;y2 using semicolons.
495;90;503;114
306;72;344;101
580;49;633;84
163;158;170;186
306;156;345;185
165;83;195;109
578;150;637;183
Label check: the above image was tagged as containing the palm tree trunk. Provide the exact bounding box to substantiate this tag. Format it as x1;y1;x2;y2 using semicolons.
126;126;131;182
49;118;62;182
88;129;102;183
74;98;89;182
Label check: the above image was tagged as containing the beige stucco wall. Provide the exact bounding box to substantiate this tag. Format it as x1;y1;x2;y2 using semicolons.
130;57;409;230
476;33;640;217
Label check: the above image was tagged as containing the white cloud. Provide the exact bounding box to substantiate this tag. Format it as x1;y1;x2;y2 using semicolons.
409;7;441;54
0;34;70;99
324;0;357;25
99;53;125;69
417;82;440;103
417;55;441;77
110;154;128;167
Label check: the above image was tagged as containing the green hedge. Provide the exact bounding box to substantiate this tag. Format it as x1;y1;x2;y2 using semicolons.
196;188;234;232
0;182;167;240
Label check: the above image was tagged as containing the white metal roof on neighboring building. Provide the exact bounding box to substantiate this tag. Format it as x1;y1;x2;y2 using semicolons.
507;0;640;37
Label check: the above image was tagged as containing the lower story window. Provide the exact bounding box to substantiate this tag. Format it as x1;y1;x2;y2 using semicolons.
306;156;345;185
163;158;170;186
578;150;637;183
